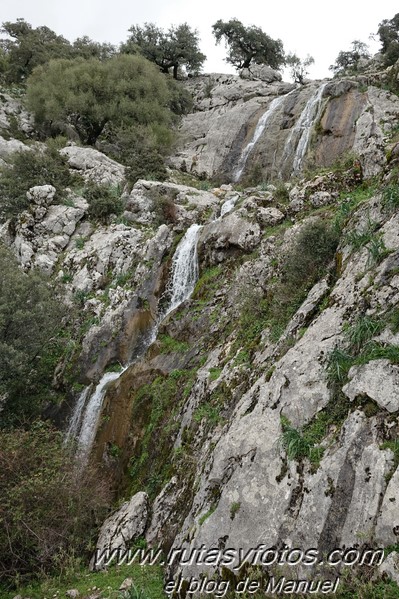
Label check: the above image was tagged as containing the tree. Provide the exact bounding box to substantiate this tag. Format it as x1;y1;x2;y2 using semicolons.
212;18;285;70
329;40;370;76
72;35;116;61
377;13;399;66
0;146;79;220
285;53;314;84
26;54;176;145
0;19;72;83
122;22;206;79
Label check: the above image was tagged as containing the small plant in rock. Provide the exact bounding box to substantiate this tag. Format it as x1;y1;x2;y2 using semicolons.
84;182;124;223
344;315;384;354
345;218;388;265
382;183;399;214
279;417;312;460
230;501;241;520
120;584;150;599
0;146;81;220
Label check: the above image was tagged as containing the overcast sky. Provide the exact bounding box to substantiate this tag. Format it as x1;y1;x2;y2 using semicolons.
1;1;398;80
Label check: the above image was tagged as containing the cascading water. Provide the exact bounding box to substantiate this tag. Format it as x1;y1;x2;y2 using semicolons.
66;223;203;462
161;223;202;318
219;194;239;218
282;82;327;175
232;95;287;183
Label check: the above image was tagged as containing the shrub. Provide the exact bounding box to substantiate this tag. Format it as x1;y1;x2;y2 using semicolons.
282;219;340;289
0;421;110;588
0;146;80;220
83;182;124;223
0;244;69;423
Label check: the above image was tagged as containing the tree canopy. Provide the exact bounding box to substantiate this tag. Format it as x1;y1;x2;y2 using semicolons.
0;19;71;83
121;22;206;79
26;53;176;145
0;19;116;84
285;53;314;84
212;18;285;70
329;40;371;76
377;13;399;66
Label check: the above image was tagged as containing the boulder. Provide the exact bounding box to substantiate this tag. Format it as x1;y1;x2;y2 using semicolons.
343;359;399;413
240;65;282;82
91;492;149;570
256;206;285;227
60;145;125;186
0;135;30;161
198;211;261;264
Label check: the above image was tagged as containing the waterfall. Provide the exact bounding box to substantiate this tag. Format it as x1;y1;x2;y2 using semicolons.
232;95;286;183
161;223;202;318
282;82;327;175
66;222;202;462
219;194;240;218
75;369;127;460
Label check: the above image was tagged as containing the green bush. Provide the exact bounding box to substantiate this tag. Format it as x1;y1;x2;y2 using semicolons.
0;421;110;588
282;219;340;289
83;182;124;223
0;244;70;423
0;146;80;220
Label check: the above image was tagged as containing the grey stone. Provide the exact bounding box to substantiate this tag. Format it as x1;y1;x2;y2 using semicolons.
343;359;399;413
91;492;149;570
60;145;125;186
379;552;399;585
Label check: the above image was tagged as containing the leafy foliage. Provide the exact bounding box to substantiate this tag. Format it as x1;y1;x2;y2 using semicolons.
0;19;72;83
122;22;206;79
0;421;110;587
212;18;285;70
0;245;71;422
377;12;399;66
285;53;314;84
329;40;371;76
83;182;124;223
0;146;79;220
26;54;176;146
0;19;115;84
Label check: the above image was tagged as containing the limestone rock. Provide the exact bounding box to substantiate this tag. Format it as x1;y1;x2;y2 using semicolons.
125;179;218;226
256;206;285;227
119;578;134;591
198;211;261;264
91;492;149;570
27;185;56;207
60;145;125;186
375;468;399;545
11;191;87;273
379;552;399;585
66;590;80;598
240;65;282;82
343;359;399;413
309;191;335;208
0;92;34;135
0;136;30;162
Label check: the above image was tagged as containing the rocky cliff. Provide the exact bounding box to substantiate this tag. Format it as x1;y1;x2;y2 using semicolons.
1;66;399;595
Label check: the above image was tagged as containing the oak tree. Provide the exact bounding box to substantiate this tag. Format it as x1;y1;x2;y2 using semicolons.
212;18;285;70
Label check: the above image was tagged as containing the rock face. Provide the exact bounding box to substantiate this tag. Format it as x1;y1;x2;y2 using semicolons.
343;360;399;413
60;145;126;186
171;74;399;183
2;72;399;591
91;492;149;570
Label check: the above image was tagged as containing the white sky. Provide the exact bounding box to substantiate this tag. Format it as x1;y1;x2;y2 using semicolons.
1;1;398;80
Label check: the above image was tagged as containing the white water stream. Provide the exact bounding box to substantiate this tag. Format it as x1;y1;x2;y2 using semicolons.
66;223;203;462
232;95;287;183
282;82;327;174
